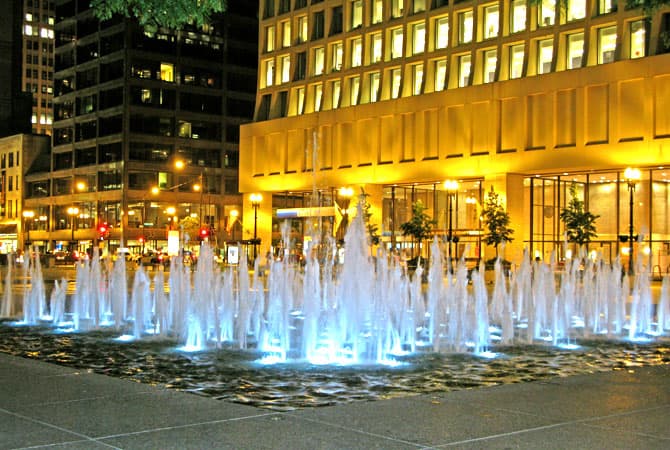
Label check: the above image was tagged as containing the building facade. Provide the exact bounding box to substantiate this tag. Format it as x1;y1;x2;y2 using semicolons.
0;133;50;254
240;0;670;270
22;0;56;136
25;0;258;257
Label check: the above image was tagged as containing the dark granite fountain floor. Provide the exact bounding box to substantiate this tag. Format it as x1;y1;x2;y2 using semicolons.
0;322;668;412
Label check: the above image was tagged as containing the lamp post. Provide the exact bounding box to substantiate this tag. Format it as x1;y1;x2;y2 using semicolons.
337;186;354;242
250;193;262;261
67;206;79;250
22;210;34;250
620;167;641;275
444;180;459;261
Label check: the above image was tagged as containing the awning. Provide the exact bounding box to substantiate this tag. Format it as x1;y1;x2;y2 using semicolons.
0;224;18;236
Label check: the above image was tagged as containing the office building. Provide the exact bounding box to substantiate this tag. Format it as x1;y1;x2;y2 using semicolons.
24;0;258;256
240;0;670;268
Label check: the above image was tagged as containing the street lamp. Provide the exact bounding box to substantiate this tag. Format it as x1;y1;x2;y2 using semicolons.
620;167;641;275
22;210;35;250
250;193;262;261
67;206;79;249
444;180;459;261
337;186;354;242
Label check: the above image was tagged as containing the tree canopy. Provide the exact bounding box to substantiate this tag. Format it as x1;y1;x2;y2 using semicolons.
400;200;436;258
91;0;227;30
481;186;514;258
559;183;599;246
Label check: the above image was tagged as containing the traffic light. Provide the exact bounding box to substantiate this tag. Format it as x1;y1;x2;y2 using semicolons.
98;222;109;240
199;226;209;240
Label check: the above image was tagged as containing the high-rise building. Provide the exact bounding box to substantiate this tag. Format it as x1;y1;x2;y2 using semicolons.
24;0;258;256
21;0;56;136
240;0;670;267
0;0;32;138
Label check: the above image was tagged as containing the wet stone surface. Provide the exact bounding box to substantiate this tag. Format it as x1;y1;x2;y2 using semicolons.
0;322;668;411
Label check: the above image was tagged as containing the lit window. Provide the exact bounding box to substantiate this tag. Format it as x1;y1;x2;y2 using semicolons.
435;16;449;49
567;0;586;22
24;24;33;35
598;0;615;14
160;63;174;82
391;28;404;59
141;89;152;103
25;13;33;21
265;59;275;87
314;47;325;75
48;17;54;26
567;32;584;69
412;22;426;54
598;26;616;64
511;0;526;33
31;114;37;124
266;26;275;52
372;0;383;24
484;49;497;83
331;80;341;108
539;0;555;27
414;0;426;13
538;38;553;74
352;1;363;29
458;11;473;44
40;27;48;38
46;114;52;125
484;5;499;39
371;33;383;63
48;29;54;39
280;55;291;83
434;59;447;91
412;64;423;95
332;42;343;70
314;84;323;111
298;17;308;43
350;76;360;105
282;21;291;48
370;72;380;102
351;38;362;67
297;87;305;115
509;44;524;79
630;20;645;59
40;113;47;125
458;54;471;87
391;68;402;98
392;0;404;18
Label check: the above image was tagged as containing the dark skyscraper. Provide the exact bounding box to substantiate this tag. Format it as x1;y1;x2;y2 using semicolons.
0;0;32;138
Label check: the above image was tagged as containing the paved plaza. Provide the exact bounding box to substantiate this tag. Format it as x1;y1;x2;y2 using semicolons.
0;352;668;449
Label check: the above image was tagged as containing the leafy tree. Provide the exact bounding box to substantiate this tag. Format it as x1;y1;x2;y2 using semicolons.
91;0;226;29
481;186;514;258
400;200;436;258
360;189;380;247
560;183;599;246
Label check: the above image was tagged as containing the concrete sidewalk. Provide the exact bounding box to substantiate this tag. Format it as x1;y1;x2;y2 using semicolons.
1;352;668;449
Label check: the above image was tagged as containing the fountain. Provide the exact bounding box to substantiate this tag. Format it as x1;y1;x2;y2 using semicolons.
0;197;669;368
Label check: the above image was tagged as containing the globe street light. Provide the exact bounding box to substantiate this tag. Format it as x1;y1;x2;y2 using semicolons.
250;193;262;261
444;180;459;261
67;206;79;248
621;167;641;275
22;210;35;249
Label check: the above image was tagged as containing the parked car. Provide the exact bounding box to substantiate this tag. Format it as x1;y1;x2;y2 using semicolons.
54;250;78;264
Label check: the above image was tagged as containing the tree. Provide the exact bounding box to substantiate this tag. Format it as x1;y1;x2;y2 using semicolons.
91;0;226;30
481;186;514;259
400;200;436;258
560;183;599;246
360;189;380;247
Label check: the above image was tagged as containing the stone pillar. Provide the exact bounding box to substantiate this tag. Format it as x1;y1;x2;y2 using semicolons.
483;173;526;265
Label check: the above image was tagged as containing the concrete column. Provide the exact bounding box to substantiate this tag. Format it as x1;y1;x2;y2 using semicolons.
483;173;526;265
